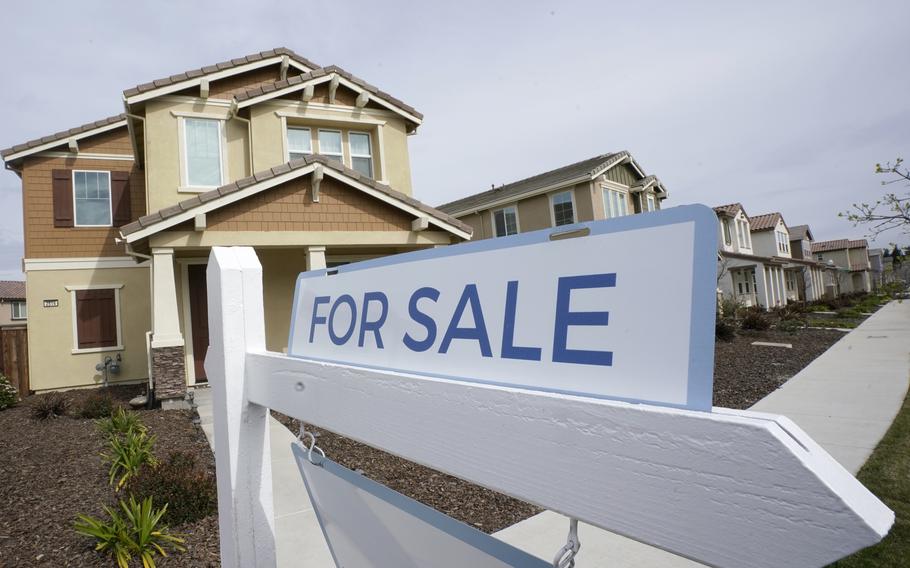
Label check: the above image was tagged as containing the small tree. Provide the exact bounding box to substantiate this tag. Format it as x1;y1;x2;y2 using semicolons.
842;158;910;237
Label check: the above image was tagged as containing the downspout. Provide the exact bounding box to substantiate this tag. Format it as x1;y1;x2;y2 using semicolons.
229;101;255;174
124;110;150;217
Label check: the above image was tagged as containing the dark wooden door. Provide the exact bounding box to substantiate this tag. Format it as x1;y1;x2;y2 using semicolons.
187;264;209;383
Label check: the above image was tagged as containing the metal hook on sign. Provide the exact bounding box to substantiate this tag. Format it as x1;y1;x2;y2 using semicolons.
297;428;326;465
552;518;580;568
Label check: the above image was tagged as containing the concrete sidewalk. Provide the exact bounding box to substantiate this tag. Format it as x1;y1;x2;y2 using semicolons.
494;299;910;566
194;300;909;567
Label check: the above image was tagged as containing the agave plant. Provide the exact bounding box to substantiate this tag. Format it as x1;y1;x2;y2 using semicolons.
75;496;185;568
96;406;146;438
103;428;158;490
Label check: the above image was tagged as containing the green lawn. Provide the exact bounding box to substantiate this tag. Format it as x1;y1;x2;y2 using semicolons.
830;386;910;566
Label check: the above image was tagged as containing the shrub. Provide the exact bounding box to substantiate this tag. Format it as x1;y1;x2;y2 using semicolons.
836;307;862;319
103;428;158;490
97;407;145;438
0;374;17;410
740;311;771;331
31;392;69;420
715;320;736;342
74;496;185;568
128;451;217;525
777;319;804;333
79;390;116;419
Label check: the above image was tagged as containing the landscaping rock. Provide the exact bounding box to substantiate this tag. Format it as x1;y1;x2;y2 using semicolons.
129;395;148;409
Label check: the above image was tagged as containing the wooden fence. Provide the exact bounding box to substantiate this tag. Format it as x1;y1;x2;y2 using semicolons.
0;326;29;396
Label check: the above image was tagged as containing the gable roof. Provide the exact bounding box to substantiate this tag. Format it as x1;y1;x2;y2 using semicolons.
123;47;319;102
749;212;784;232
811;239;869;253
234;64;423;124
0;281;25;301
1;113;127;162
788;224;813;242
713;203;747;219
120;154;471;243
437;151;659;215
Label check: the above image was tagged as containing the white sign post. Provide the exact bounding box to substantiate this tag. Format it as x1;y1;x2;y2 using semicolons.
206;206;893;568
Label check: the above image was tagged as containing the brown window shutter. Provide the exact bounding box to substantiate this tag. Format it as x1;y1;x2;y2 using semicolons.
52;169;73;227
111;171;132;226
75;289;118;349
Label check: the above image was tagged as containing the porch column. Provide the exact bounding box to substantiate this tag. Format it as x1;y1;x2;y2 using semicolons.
306;245;326;270
754;265;771;310
150;247;186;400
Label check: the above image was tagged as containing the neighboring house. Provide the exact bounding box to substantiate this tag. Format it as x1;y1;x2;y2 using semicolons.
0;281;27;327
436;152;668;238
787;224;836;301
714;205;829;309
1;47;471;397
811;239;872;294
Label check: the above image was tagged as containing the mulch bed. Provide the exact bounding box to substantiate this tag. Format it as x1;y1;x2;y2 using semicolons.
0;385;219;567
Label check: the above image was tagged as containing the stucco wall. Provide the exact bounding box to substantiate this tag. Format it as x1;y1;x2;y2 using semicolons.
25;266;151;391
0;299;26;327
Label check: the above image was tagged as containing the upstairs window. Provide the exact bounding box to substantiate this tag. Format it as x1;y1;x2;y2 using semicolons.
11;301;26;320
776;231;790;254
736;219;751;248
722;219;732;246
551;191;575;226
603;189;627;219
183;118;223;187
349;132;373;178
646;194;656;212
318;129;343;162
287;127;312;160
73;171;112;227
493;206;519;237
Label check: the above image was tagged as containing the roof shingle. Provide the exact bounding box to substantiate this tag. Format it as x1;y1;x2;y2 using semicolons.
749;212;783;232
712;203;745;218
1;113;126;159
811;239;869;253
0;281;25;301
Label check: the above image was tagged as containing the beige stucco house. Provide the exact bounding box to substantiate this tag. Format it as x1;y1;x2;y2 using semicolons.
811;239;872;295
436;152;668;237
0;281;27;328
714;204;830;309
1;48;471;398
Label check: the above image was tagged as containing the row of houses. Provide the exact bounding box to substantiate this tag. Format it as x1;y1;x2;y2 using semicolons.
0;47;882;398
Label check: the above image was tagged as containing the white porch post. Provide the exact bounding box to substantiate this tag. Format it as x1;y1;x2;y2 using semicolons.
150;247;187;400
754;265;771;310
306;245;327;270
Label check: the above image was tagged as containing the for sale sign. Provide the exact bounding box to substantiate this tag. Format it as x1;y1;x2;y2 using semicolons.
288;205;718;410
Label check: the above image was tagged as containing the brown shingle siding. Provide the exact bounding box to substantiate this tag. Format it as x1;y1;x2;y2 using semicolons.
21;156;144;258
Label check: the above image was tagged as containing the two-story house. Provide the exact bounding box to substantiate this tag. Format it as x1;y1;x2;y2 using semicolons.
811;239;872;295
788;224;833;302
436;152;668;238
0;281;26;328
1;48;471;399
714;203;766;308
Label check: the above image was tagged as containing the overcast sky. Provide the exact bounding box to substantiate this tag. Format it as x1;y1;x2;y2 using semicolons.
1;0;908;280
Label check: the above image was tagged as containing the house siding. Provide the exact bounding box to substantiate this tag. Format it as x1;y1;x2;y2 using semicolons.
604;163;638;186
21;155;144;258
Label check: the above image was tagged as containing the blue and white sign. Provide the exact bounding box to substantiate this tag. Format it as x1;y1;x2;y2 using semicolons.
288;205;718;411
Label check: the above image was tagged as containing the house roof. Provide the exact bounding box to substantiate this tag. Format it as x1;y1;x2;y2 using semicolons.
811;239;869;253
234;65;423;122
0;113;127;160
119;154;471;242
749;212;784;232
123;47;319;98
788;224;813;242
0;281;25;301
712;203;746;218
437;151;658;215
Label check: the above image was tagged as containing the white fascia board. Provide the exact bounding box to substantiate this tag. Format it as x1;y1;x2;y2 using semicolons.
447;174;592;218
34;151;135;161
125;56;312;105
237;73;423;126
24;256;148;271
3;120;128;163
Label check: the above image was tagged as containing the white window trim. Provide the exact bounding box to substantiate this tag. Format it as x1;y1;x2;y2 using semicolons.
348;130;374;178
550;190;577;227
491;205;520;237
317;128;345;163
178;116;228;193
646;194;656;212
72;170;113;228
11;301;26;320
722;219;732;246
65;284;124;355
285;124;314;162
602;188;629;219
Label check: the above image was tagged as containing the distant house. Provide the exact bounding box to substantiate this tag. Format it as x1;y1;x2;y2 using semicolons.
811;240;872;294
714;205;829;309
0;281;27;327
436;152;668;238
868;249;884;289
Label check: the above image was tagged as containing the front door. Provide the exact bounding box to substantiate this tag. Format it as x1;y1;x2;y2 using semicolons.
187;264;209;383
